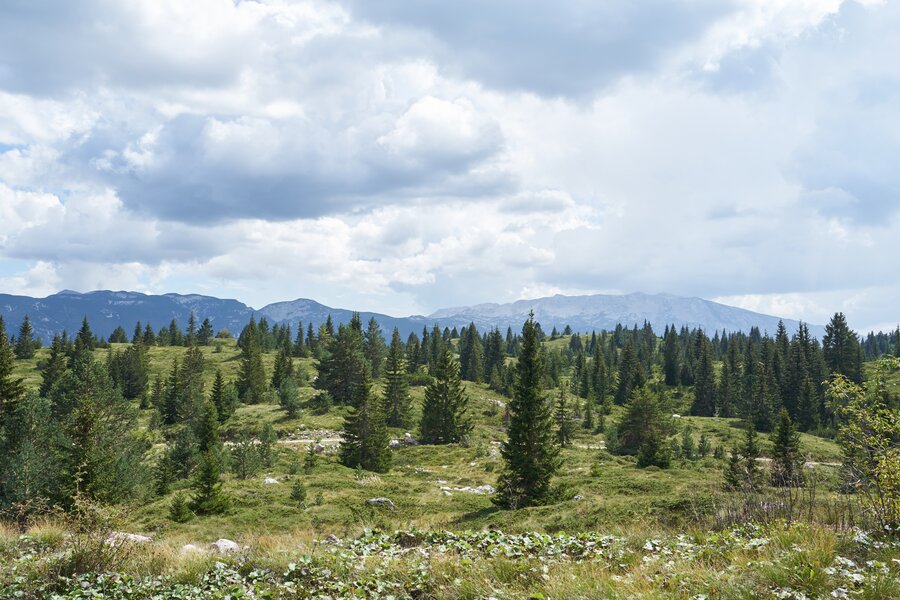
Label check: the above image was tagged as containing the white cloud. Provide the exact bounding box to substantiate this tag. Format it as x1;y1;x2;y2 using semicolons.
0;0;897;330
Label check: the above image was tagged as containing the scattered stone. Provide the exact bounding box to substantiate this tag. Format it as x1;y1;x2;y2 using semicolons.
389;439;402;448
264;477;279;485
403;432;419;445
209;539;241;553
366;497;396;510
672;414;681;419
106;532;152;546
180;544;204;554
439;484;495;495
573;495;584;501
323;534;341;545
442;490;453;497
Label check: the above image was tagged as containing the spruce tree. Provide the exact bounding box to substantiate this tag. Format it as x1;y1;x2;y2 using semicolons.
75;316;95;357
271;334;294;390
591;341;607;402
554;387;574;447
40;334;67;398
237;318;267;404
614;341;645;405
494;313;560;509
691;331;717;416
198;318;214;346
363;317;387;378
0;317;26;422
823;312;862;383
279;377;302;419
771;408;803;487
340;371;391;472
662;325;680;386
317;319;367;405
189;450;229;515
14;315;35;359
617;386;671;455
419;349;472;443
458;324;484;382
383;328;412;428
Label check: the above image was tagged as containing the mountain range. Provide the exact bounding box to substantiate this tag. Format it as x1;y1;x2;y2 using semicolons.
0;290;825;343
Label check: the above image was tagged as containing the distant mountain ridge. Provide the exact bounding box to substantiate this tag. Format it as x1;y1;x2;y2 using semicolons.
0;289;825;343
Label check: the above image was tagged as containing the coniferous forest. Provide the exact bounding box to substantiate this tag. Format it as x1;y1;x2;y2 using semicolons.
0;308;897;597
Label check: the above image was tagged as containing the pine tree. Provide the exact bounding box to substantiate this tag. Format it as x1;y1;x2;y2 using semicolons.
823;312;862;383
698;432;711;457
75;316;95;357
237;318;267;404
771;409;803;487
363;317;387;378
14;315;35;359
259;423;278;468
458;324;484;383
662;325;680;386
169;493;193;522
617;386;673;455
582;392;594;430
554;387;574;447
189;450;229;515
317;319;368;405
691;331;717;416
614;341;645;405
271;334;295;390
194;399;220;454
419;349;472;443
291;479;308;507
340;371;391;472
40;334;68;398
198;318;214;346
279;377;302;419
591;341;607;402
637;428;670;468
680;425;695;460
0;317;26;424
383;328;412;428
742;420;761;490
494;313;560;509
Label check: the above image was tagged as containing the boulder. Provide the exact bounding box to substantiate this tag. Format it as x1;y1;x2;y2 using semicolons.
263;477;279;485
389;439;402;448
366;497;395;511
180;544;204;554
209;538;241;553
106;532;152;546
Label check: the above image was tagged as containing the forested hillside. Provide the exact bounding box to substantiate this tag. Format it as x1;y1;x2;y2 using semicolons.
0;310;898;597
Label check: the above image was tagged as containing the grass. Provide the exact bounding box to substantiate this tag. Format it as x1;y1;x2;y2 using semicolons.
6;342;892;598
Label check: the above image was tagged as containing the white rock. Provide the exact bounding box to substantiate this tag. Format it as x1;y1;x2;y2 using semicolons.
264;477;279;485
180;544;204;554
672;414;681;418
106;532;152;546
573;495;584;501
389;439;401;448
366;497;395;510
209;538;241;553
442;490;453;497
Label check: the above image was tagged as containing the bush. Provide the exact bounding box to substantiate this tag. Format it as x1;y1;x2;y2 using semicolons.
308;391;333;415
169;493;192;523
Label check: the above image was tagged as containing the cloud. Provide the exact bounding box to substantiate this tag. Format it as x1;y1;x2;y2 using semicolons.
343;0;733;97
0;0;898;331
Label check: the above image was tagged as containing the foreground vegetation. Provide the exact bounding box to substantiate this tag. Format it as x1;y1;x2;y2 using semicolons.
0;311;898;597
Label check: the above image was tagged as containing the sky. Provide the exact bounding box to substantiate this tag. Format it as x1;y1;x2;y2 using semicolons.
0;0;898;332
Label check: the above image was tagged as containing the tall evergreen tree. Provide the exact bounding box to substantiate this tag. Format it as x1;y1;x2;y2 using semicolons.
189;449;229;515
614;341;645;405
14;315;35;359
494;313;560;509
271;334;295;390
340;371;391;472
363;317;387;378
662;325;680;386
198;318;214;346
771;409;803;487
383;328;412;428
237;318;267;404
0;317;26;424
617;386;673;455
591;340;607;403
691;331;717;416
554;387;574;447
40;334;68;398
419;349;471;443
458;324;484;383
75;316;95;357
823;312;862;383
317;318;368;405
